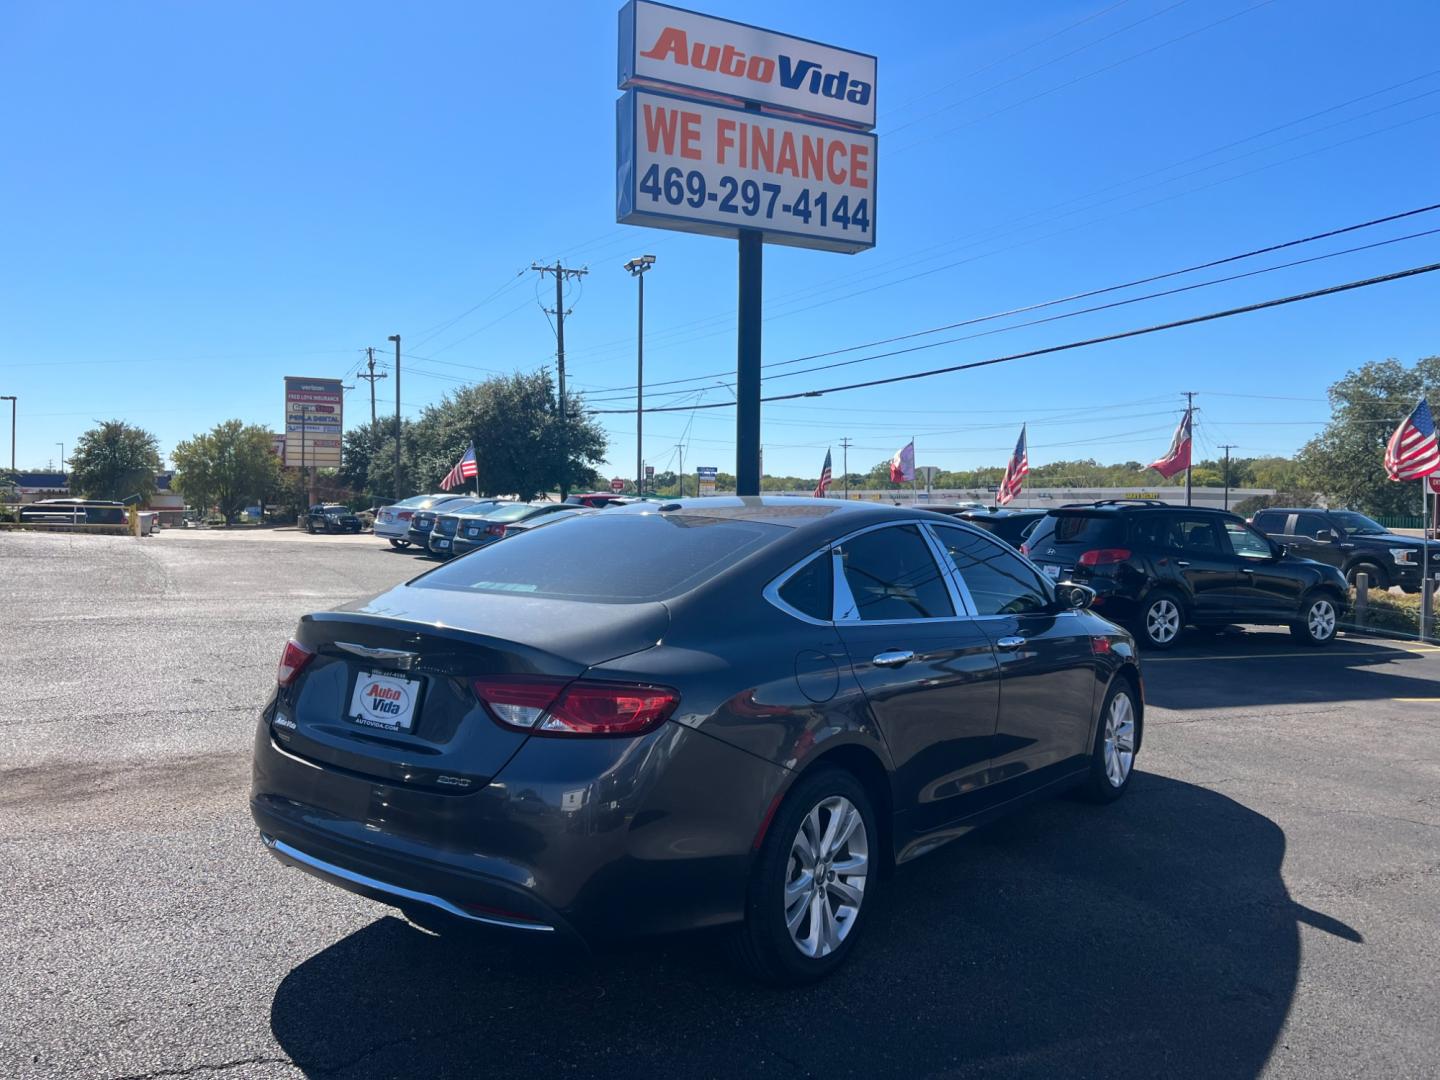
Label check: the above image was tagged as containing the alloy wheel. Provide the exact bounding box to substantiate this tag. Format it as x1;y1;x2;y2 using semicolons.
1308;599;1337;641
784;795;868;959
1103;692;1137;788
1145;599;1180;644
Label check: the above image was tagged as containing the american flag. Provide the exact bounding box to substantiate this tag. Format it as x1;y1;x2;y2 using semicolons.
1384;398;1440;481
813;448;833;498
996;425;1028;506
440;442;478;490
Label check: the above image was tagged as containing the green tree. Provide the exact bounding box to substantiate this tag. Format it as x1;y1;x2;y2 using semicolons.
1297;355;1440;516
172;420;282;523
67;420;161;501
340;418;417;500
411;371;607;500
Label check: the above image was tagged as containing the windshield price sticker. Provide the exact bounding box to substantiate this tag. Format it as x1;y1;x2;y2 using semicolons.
618;90;875;253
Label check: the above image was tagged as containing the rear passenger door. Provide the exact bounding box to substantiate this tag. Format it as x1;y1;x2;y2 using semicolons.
833;524;1001;833
1163;514;1239;619
1288;512;1345;570
929;524;1097;793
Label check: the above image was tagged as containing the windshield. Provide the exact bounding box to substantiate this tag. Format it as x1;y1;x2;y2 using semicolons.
413;513;783;602
1331;511;1387;535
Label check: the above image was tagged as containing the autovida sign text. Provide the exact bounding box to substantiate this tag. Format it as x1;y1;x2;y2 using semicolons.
618;0;876;129
618;90;875;253
617;1;876;255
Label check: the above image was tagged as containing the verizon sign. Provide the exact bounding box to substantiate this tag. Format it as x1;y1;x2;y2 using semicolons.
618;1;876;130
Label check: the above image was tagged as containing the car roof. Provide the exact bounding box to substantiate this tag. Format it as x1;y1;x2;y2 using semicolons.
602;495;983;536
1055;500;1231;515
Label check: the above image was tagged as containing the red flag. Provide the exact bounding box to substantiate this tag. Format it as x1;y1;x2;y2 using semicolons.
889;440;915;484
996;425;1028;506
1147;410;1192;479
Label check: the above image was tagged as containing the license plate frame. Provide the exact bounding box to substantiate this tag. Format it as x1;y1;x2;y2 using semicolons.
1042;564;1063;580
348;671;422;732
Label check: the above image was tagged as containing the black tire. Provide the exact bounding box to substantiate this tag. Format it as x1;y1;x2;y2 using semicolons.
1079;678;1141;803
1136;589;1186;650
733;768;878;986
388;538;410;550
1345;562;1387;590
1290;590;1340;646
305;520;315;535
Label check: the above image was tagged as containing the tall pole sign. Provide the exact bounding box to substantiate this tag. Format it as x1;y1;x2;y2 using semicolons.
617;1;876;495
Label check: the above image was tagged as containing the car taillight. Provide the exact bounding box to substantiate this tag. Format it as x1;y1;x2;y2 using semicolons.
1019;542;1031;555
1077;548;1131;567
472;677;679;736
398;511;414;521
485;523;507;537
276;639;314;688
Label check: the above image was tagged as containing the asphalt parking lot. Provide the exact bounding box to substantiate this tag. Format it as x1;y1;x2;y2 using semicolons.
2;529;1437;1080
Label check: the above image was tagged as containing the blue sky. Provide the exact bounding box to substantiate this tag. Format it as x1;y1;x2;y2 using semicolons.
3;0;1438;481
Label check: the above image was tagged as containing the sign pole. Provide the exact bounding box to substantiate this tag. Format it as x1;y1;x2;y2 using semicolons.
736;228;762;497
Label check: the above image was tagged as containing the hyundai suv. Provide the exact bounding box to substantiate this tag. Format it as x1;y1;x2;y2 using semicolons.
1251;507;1440;593
1022;501;1349;648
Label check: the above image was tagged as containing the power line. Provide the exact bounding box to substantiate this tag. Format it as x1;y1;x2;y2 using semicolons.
580;203;1440;398
588;261;1440;415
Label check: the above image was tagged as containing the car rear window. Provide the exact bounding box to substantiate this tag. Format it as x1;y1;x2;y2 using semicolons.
1024;512;1122;549
412;513;784;602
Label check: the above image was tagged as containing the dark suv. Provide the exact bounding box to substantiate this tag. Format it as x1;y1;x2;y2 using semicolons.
1251;507;1440;593
1022;501;1349;649
305;504;361;534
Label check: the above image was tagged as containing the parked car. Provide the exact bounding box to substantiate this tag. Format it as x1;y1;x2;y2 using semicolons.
564;492;629;508
1250;507;1440;593
935;507;1048;550
426;500;503;557
448;501;579;556
305;504;361;534
1021;500;1349;649
374;494;468;549
355;507;378;530
253;497;1142;984
19;499;127;526
406;496;487;550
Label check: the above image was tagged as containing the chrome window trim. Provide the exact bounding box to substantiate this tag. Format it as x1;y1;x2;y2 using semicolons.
831;520;975;625
763;549;836;626
924;521;1057;616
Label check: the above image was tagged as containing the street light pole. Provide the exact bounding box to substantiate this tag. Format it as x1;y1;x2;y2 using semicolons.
0;396;15;472
388;334;402;499
624;255;655;495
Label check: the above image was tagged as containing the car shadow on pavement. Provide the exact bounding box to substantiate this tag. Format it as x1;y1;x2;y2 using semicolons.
1141;630;1437;710
269;774;1351;1079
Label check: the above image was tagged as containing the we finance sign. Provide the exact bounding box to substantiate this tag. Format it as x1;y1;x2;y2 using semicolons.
619;1;876;130
618;90;875;253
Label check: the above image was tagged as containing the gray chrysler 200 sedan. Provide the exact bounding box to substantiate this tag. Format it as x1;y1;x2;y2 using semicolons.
252;497;1142;984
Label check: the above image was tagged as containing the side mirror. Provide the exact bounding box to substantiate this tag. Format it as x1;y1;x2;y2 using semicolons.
1057;582;1096;610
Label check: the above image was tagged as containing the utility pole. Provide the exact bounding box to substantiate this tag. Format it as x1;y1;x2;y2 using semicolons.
388;335;402;499
1183;390;1196;507
357;347;387;426
57;442;64;473
840;436;852;501
1219;443;1238;511
1;396;14;473
624;255;656;497
532;261;589;498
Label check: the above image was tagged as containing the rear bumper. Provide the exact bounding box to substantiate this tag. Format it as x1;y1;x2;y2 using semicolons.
373;519;409;540
250;708;788;944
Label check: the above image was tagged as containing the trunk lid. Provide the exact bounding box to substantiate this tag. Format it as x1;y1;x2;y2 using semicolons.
274;586;668;791
1023;511;1127;582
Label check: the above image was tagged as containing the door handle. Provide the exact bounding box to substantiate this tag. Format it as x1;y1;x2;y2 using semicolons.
996;636;1026;651
1241;567;1255;573
872;650;915;668
1176;560;1191;567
